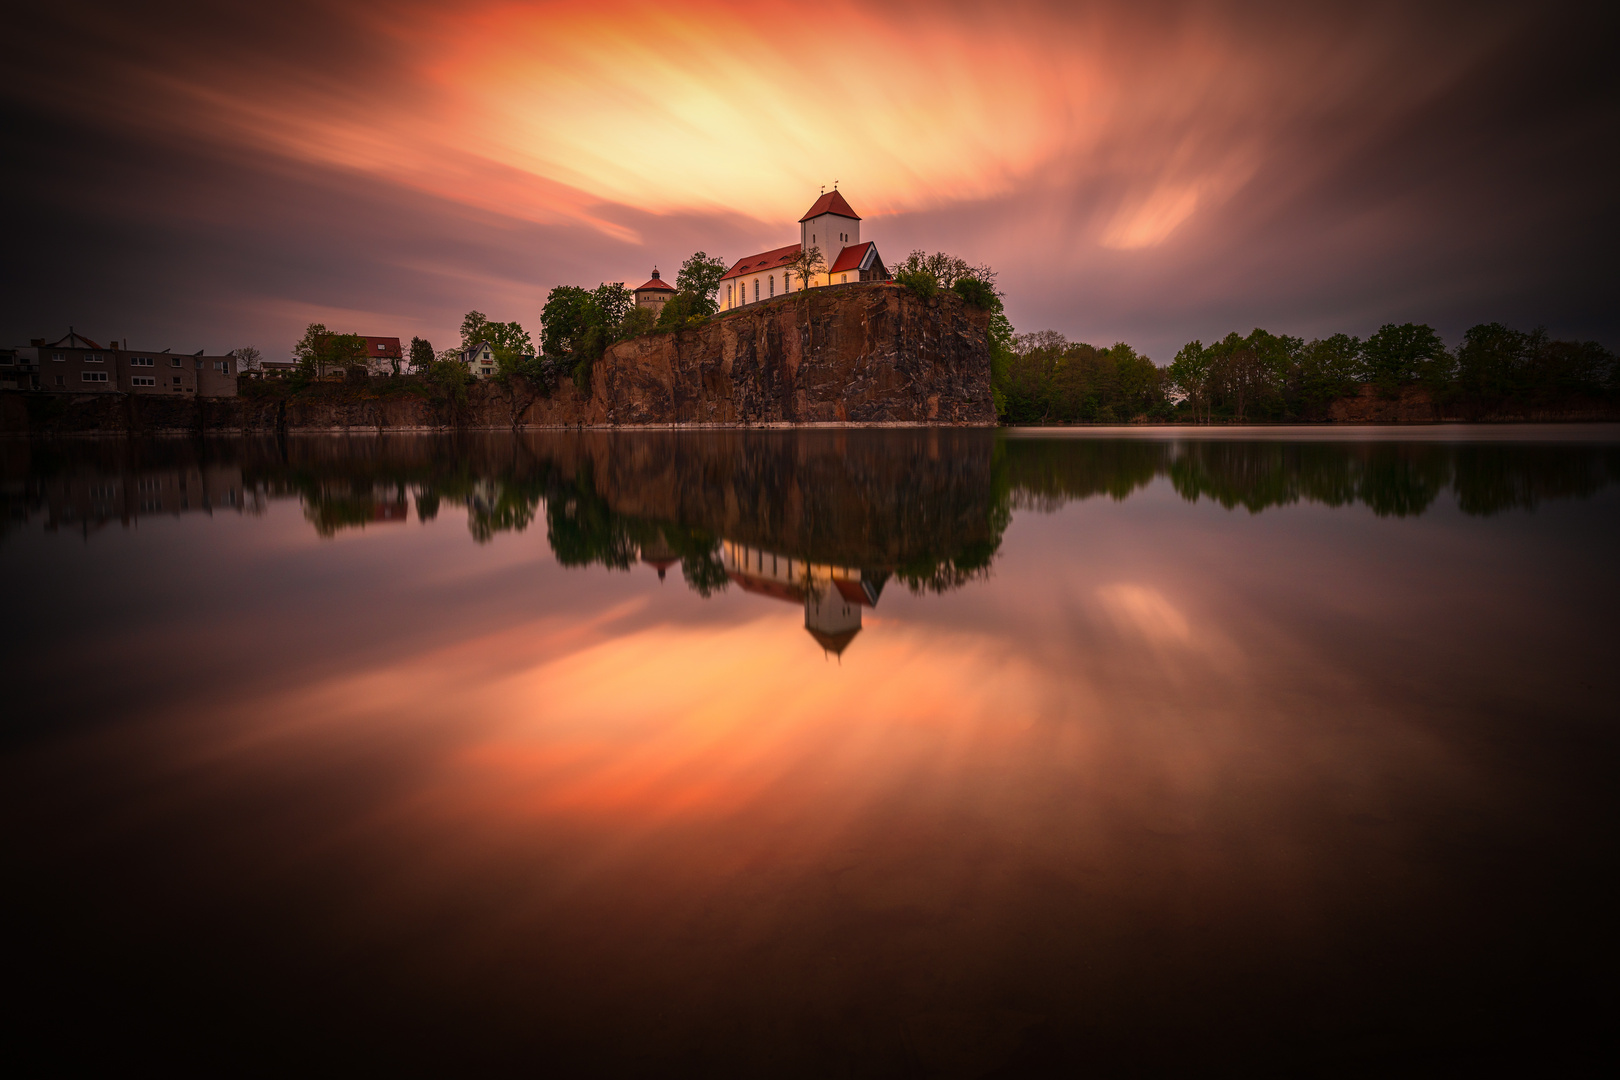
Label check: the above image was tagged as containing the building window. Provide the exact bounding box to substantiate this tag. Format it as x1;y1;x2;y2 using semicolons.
55;375;65;386
173;376;181;386
131;356;152;366
841;274;848;283
769;275;774;297
86;353;103;362
754;281;759;302
81;371;108;382
52;353;65;361
132;376;155;386
172;358;181;367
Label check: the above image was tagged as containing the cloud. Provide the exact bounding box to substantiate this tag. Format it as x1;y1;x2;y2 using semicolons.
3;0;1615;360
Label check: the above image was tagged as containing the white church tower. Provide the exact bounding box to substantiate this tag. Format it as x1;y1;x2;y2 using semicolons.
799;188;860;263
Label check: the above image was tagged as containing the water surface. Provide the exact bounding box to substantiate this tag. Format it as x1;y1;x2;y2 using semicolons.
4;428;1617;1074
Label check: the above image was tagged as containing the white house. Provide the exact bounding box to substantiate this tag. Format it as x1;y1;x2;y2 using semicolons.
460;340;497;379
717;189;889;312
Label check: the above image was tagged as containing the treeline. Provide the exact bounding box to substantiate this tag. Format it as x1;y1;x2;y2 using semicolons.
993;322;1620;424
994;437;1620;518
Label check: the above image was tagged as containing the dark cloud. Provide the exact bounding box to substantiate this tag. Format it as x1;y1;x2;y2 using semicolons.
2;0;1615;361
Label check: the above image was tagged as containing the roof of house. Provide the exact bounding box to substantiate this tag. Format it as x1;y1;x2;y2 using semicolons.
800;189;860;222
719;243;803;282
46;331;103;350
361;335;402;357
728;570;806;605
635;274;675;293
806;625;861;656
828;241;876;275
833;577;881;606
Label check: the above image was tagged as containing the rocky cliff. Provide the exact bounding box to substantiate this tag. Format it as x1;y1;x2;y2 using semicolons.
593;282;995;424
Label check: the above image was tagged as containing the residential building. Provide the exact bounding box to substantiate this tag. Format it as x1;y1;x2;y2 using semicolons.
461;341;497;379
361;336;403;374
23;331;237;397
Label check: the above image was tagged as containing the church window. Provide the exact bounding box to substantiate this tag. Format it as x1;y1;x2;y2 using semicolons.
754;280;759;302
769;276;774;297
785;272;792;290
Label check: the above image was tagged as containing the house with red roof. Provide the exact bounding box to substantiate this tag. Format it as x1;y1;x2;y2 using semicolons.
717;188;889;312
632;268;675;317
718;537;886;657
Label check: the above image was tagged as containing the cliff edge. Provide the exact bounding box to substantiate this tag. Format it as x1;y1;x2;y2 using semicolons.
593;283;995;425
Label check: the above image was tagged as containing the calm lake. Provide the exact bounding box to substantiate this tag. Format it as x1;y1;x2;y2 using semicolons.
4;427;1617;1075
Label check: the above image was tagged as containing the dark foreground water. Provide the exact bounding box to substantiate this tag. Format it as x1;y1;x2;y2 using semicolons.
4;427;1618;1075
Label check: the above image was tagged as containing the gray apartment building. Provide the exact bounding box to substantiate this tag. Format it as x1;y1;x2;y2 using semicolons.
20;331;238;397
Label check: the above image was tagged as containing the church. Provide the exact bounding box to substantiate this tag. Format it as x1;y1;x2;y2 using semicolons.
716;189;889;312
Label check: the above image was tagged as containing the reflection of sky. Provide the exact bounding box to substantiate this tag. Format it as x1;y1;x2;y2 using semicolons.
6;467;1617;1065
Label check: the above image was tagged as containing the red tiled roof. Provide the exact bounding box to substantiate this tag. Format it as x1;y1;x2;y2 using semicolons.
833;578;878;606
728;571;805;605
806;625;861;656
635;277;675;292
799;189;860;222
828;241;875;275
361;336;402;358
718;243;802;282
46;331;103;350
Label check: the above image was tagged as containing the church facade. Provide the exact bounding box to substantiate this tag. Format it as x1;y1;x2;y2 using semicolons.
717;189;889;312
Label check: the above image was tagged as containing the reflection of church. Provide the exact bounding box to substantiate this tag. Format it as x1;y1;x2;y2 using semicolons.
718;539;885;657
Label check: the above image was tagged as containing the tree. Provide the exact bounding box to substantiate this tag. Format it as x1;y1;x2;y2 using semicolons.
460;311;491;351
1168;340;1213;423
1363;322;1449;396
952;276;1000;310
231;346;263;371
541;286;593;359
676;252;728;315
591;283;633;333
654;290;710;332
292;322;331;377
786;246;827;295
616;306;657;341
409;336;435;373
894;250;997;289
1296;333;1363;416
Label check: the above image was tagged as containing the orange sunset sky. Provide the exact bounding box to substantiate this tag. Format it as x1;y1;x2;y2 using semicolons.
3;0;1615;360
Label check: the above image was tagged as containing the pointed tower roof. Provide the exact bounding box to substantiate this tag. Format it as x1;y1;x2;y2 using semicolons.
635;268;675;293
799;189;860;222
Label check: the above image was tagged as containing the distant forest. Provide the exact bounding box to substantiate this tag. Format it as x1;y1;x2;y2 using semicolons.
993;323;1619;424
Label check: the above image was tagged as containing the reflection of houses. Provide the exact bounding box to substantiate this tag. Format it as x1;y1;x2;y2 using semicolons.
720;539;884;657
35;464;253;536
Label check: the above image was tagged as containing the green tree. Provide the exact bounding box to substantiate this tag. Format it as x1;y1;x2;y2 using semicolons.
676;252;728;315
1296;333;1363;416
292;322;331;378
409;336;435;373
1363;322;1449;396
1168;340;1213;423
952;276;1000;310
541;286;593;359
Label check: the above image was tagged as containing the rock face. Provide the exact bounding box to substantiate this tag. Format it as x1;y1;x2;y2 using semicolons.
592;283;996;425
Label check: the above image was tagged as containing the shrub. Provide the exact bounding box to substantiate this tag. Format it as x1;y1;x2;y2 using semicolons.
895;267;938;299
952;276;1000;310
